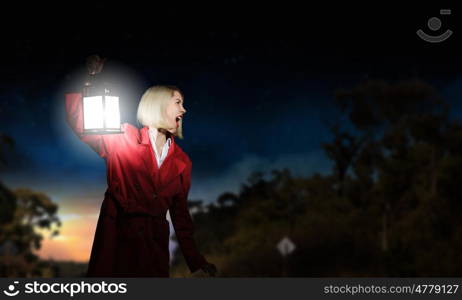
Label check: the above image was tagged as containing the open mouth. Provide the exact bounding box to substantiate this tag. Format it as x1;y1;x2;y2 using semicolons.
175;115;183;122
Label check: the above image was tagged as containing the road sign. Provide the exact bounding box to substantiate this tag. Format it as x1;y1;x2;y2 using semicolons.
277;236;296;256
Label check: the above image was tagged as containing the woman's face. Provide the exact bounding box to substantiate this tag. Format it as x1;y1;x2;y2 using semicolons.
164;91;186;134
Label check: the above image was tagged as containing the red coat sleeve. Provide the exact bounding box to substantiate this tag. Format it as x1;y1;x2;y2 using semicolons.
170;160;207;273
65;93;120;158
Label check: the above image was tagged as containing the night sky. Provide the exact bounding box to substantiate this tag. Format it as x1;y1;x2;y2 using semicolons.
1;5;461;261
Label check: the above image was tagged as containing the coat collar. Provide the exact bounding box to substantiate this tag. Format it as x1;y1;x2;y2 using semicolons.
139;126;187;191
140;126;175;146
140;126;152;145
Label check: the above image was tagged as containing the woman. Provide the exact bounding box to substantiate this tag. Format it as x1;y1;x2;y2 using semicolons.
65;83;217;277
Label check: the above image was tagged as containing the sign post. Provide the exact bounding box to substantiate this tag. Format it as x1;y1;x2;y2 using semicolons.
276;236;296;276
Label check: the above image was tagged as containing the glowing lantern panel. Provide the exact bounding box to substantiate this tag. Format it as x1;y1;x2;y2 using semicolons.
83;96;104;130
104;96;120;129
82;93;121;134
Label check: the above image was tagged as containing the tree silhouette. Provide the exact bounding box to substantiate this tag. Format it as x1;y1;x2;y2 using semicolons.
171;79;462;277
323;79;461;275
0;134;61;277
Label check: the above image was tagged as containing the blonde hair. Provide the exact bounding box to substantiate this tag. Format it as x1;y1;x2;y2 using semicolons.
137;85;184;139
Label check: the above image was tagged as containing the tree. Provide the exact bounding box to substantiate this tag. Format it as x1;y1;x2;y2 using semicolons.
325;79;462;275
0;188;61;277
0;134;61;277
173;79;462;277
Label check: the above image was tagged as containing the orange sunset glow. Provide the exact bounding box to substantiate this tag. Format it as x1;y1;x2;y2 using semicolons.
34;192;104;263
36;215;98;262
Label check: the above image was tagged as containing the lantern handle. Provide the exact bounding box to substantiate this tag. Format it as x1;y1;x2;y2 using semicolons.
86;54;106;76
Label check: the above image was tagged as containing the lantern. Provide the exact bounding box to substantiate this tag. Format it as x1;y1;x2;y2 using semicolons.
82;55;123;134
82;84;122;134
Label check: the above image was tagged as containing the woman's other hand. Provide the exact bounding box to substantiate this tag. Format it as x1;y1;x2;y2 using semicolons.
200;262;217;277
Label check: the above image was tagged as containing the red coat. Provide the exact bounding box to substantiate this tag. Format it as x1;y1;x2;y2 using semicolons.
65;93;207;277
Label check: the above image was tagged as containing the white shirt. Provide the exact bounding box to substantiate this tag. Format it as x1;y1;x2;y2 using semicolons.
148;127;172;168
